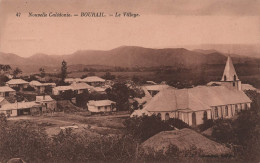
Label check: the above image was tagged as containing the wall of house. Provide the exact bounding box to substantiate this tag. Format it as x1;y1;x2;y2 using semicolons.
0;109;18;117
0;91;16;97
88;105;112;112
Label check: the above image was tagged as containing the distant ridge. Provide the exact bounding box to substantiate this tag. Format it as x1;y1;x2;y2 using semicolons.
0;46;259;73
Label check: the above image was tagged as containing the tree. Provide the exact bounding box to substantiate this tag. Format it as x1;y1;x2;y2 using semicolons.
106;82;130;111
0;64;11;74
12;67;22;78
39;67;46;78
61;60;67;83
60;90;75;100
102;72;115;80
76;90;90;108
124;115;173;142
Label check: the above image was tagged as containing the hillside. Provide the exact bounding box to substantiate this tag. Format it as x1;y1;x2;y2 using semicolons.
0;46;259;73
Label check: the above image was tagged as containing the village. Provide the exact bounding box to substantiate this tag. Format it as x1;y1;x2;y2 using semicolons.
0;56;260;162
0;56;256;121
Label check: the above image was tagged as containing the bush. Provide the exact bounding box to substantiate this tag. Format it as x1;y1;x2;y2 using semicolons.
124;115;174;142
198;119;214;132
23;86;35;91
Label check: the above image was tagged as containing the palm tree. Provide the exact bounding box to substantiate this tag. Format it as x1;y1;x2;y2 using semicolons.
13;67;22;78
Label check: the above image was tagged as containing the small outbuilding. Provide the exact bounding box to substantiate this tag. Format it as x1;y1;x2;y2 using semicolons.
87;100;116;112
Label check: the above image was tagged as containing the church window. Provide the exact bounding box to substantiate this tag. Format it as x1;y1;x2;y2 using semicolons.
215;107;218;118
224;75;227;81
234;75;237;81
235;105;238;114
225;106;228;116
165;113;170;121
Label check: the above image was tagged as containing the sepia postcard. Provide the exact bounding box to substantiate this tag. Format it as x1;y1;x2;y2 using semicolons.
0;0;260;162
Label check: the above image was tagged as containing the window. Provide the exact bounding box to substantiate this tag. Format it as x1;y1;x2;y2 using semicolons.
245;103;248;110
157;113;161;119
215;107;218;118
224;75;227;81
234;75;237;81
233;82;235;87
203;111;207;120
165;113;170;121
225;106;228;116
235;105;238;114
5;92;9;97
98;106;101;110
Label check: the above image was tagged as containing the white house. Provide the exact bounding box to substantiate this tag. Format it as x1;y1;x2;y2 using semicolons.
52;86;73;95
0;86;16;98
87;100;116;112
142;56;252;126
30;80;56;94
0;97;10;108
6;79;29;91
0;101;42;117
36;95;57;112
70;82;93;94
82;76;105;87
65;78;84;84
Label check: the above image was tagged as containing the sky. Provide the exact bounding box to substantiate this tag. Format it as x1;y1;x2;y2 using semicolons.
0;0;260;57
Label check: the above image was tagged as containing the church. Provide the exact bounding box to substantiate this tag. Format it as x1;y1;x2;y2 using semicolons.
142;56;252;126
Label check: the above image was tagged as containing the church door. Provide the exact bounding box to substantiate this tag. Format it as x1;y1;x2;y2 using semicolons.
192;112;196;126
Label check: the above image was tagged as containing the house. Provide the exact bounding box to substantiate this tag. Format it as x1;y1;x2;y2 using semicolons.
93;87;106;94
87;100;116;112
82;76;105;87
52;86;72;95
0;86;16;98
36;95;57;112
0;97;10;108
143;84;170;97
70;83;93;94
142;56;252;126
30;80;56;94
6;79;29;91
0;101;42;117
65;78;84;84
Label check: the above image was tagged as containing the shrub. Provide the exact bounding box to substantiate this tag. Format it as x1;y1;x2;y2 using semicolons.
124;115;174;142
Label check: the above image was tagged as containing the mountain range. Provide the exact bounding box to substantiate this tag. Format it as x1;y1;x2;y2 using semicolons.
0;46;259;73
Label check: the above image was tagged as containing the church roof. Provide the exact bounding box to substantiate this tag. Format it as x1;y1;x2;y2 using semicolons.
221;56;239;81
144;86;251;112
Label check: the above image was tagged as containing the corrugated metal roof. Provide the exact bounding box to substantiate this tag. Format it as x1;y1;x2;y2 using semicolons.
6;79;29;85
36;95;54;102
0;101;41;111
70;83;92;90
0;86;15;92
145;84;170;91
53;86;73;91
144;86;251;112
83;76;105;82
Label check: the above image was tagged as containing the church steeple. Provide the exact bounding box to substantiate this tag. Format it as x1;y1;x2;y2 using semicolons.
221;56;239;82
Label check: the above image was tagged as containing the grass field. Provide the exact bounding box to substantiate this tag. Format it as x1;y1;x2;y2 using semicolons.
8;112;129;137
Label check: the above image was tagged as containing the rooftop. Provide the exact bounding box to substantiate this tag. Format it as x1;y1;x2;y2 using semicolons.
144;86;251;112
36;95;54;102
83;76;105;82
0;86;15;92
0;101;41;111
6;79;29;85
70;83;93;90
